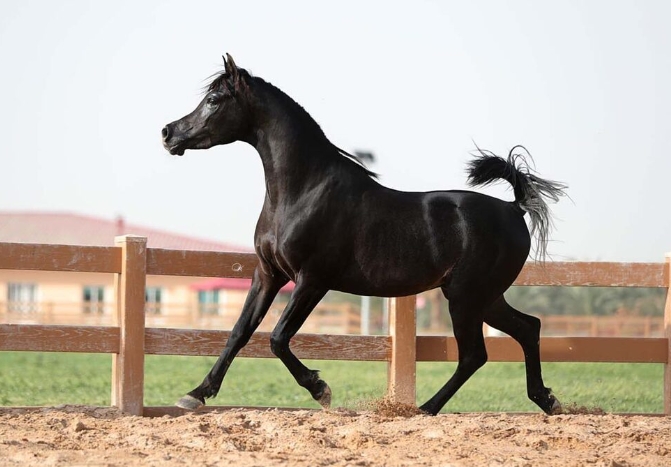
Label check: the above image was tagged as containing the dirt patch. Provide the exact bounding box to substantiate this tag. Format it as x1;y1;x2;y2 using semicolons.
558;402;608;415
1;405;670;466
357;396;425;418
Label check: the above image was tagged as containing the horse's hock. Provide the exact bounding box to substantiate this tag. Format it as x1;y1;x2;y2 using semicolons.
0;237;670;415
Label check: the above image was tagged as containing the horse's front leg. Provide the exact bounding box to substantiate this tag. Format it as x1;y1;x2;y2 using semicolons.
176;267;287;410
269;280;329;407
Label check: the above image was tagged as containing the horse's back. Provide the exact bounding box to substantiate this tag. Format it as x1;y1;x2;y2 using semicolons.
371;188;528;246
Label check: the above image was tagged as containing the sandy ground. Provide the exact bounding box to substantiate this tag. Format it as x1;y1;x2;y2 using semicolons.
1;404;670;467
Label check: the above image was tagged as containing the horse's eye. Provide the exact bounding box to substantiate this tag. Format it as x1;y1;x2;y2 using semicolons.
206;96;221;107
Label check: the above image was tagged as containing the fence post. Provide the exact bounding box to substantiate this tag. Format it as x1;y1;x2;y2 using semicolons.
111;235;147;416
387;295;417;405
664;254;671;415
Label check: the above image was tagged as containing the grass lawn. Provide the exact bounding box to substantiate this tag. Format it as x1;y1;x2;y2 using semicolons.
0;352;664;413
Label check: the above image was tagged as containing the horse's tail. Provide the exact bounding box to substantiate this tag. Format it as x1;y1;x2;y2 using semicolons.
466;145;568;261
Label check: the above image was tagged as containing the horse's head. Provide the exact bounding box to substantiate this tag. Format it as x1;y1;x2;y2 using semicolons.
162;54;251;156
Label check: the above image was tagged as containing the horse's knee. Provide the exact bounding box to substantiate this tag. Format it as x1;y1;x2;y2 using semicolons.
269;332;288;357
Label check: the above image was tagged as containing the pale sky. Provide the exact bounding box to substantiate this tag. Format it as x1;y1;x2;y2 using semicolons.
1;1;669;261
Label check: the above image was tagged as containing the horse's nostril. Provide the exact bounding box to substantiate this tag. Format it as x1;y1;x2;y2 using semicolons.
162;125;172;141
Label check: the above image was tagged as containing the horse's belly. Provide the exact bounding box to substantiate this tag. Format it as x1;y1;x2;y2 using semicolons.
328;249;456;297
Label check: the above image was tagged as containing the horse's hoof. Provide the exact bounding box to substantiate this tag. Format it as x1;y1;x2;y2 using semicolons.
176;395;204;411
317;384;332;409
549;397;562;415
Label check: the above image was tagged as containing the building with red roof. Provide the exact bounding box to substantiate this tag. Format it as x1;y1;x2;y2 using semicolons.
0;211;251;252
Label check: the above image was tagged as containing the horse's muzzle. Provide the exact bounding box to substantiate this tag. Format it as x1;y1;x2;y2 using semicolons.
161;124;185;156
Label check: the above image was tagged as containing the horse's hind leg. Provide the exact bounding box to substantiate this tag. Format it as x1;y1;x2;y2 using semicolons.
484;296;561;414
419;295;489;415
268;280;330;407
176;267;287;410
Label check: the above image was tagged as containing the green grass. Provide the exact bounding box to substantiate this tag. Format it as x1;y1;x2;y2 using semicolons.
0;352;664;413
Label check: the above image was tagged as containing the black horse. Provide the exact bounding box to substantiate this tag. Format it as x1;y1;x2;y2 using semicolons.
162;54;567;415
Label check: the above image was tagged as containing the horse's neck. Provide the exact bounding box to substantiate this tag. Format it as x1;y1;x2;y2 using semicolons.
250;87;338;207
254;131;333;208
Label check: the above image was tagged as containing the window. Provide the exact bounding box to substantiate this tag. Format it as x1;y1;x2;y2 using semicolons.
83;286;105;314
145;287;163;314
198;289;219;315
7;283;38;313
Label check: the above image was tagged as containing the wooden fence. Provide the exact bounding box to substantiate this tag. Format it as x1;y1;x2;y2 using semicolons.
0;237;670;416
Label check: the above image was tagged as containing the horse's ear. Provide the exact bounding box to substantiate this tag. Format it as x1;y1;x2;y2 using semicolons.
224;53;239;81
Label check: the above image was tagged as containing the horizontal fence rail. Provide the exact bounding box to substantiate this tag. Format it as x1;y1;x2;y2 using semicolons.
146;249;258;277
0;242;122;273
515;261;669;287
0;238;670;416
2;325;667;364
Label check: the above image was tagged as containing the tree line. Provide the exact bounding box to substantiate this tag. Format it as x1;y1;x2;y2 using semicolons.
505;286;665;317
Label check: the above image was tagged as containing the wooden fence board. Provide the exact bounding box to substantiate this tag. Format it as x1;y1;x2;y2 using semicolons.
144;328;391;361
0;324;119;353
3;326;664;365
416;336;668;363
146;249;258;278
516;262;667;287
0;243;120;273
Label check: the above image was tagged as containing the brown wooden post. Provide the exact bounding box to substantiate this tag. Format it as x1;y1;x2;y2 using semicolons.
111;235;147;416
387;295;417;405
664;254;671;415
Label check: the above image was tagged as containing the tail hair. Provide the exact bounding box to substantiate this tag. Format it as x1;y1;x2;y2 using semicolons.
466;145;568;261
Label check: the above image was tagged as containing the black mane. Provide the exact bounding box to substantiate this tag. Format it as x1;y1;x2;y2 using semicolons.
203;68;252;94
205;72;228;94
205;69;377;179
